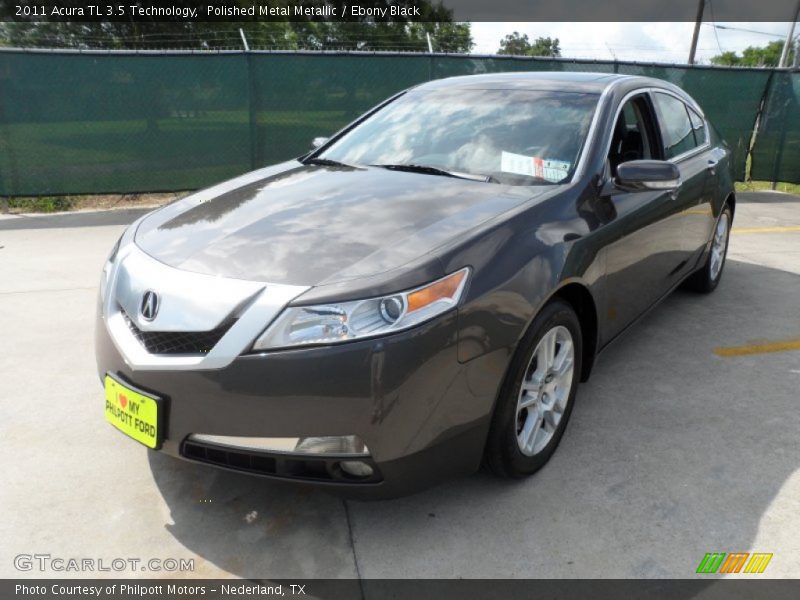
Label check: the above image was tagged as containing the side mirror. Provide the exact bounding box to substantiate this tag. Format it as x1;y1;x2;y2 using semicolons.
616;160;681;191
311;136;329;149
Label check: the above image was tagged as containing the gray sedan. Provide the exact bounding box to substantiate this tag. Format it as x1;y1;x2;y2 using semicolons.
96;72;734;498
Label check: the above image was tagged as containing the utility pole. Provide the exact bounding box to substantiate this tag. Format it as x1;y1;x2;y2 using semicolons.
239;28;250;52
688;0;705;65
426;32;434;53
778;1;799;67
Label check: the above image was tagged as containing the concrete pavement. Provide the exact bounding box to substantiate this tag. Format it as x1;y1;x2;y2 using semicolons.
1;191;798;579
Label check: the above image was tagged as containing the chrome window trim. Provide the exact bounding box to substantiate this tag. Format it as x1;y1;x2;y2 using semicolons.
667;141;711;164
571;78;625;182
598;85;711;173
599;86;656;166
102;243;309;371
649;88;711;163
685;104;710;146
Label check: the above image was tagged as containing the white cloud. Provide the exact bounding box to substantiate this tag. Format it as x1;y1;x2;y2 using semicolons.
469;22;796;64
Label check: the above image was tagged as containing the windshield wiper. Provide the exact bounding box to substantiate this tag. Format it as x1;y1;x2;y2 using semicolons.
370;163;494;183
303;157;357;168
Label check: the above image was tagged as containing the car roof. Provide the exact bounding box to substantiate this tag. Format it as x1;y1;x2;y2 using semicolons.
413;71;702;112
415;71;665;95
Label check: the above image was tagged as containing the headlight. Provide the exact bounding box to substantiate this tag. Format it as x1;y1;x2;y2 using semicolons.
99;235;123;300
252;267;470;350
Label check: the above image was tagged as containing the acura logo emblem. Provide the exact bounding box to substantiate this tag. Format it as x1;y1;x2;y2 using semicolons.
140;290;160;321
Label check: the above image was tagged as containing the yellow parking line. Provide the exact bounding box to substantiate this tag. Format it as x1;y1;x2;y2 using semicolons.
731;225;800;235
714;339;800;357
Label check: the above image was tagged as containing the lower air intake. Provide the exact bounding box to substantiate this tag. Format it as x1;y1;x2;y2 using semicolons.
181;440;382;484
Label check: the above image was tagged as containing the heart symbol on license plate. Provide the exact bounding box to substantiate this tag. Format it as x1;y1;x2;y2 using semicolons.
119;394;128;409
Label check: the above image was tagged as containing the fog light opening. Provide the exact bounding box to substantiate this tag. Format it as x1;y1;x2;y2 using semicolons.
188;433;369;456
339;460;374;479
294;435;368;456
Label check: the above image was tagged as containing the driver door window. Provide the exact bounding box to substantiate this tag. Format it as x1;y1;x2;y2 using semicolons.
608;95;660;176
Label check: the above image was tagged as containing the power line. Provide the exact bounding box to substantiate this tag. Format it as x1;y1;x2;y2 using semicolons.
703;23;787;38
707;0;725;56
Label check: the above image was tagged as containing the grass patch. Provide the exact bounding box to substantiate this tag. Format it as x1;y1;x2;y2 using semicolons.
5;196;77;212
4;179;798;216
1;192;185;214
735;180;800;195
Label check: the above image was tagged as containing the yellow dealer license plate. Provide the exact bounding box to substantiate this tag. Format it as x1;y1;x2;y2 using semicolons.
104;374;163;449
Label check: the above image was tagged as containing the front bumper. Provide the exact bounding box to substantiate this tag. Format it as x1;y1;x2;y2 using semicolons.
96;307;509;499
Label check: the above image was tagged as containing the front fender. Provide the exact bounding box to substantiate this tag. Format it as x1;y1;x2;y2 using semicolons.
438;193;604;365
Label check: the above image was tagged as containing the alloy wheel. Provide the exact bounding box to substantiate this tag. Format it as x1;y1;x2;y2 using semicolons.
709;212;730;281
515;325;575;456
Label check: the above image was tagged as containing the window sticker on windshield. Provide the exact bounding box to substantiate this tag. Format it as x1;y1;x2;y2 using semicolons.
501;151;571;182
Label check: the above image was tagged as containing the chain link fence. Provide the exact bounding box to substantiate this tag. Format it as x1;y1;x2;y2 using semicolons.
0;49;797;196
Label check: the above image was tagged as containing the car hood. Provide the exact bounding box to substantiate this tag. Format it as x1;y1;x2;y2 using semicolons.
135;161;556;287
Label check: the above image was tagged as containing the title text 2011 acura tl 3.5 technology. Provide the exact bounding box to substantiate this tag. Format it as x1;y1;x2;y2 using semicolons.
97;72;734;498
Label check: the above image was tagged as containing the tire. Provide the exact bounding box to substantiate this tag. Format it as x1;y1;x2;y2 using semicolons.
485;300;583;478
683;205;732;294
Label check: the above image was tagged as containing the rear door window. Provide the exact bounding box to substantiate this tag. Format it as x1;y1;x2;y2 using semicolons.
653;92;697;159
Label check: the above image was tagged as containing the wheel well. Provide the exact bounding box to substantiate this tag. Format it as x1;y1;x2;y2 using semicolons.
552;283;598;382
726;192;736;217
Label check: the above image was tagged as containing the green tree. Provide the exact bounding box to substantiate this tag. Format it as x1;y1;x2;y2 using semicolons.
710;50;741;66
711;40;792;67
498;33;560;57
284;20;472;52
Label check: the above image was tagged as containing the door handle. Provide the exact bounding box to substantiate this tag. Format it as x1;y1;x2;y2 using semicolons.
707;159;718;175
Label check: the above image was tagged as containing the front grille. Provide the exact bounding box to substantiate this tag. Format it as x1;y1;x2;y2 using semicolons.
123;311;236;355
182;440;383;484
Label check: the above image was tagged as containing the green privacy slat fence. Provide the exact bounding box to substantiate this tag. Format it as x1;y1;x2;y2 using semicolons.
249;53;432;168
0;52;251;195
750;71;800;183
0;50;796;196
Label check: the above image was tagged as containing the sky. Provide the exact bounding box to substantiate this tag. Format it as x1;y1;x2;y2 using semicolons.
469;22;798;64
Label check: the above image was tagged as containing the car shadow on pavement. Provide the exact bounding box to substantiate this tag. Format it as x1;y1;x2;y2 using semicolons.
149;259;800;581
147;449;360;579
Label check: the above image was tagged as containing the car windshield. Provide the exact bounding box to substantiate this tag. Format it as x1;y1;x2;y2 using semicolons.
316;88;600;186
